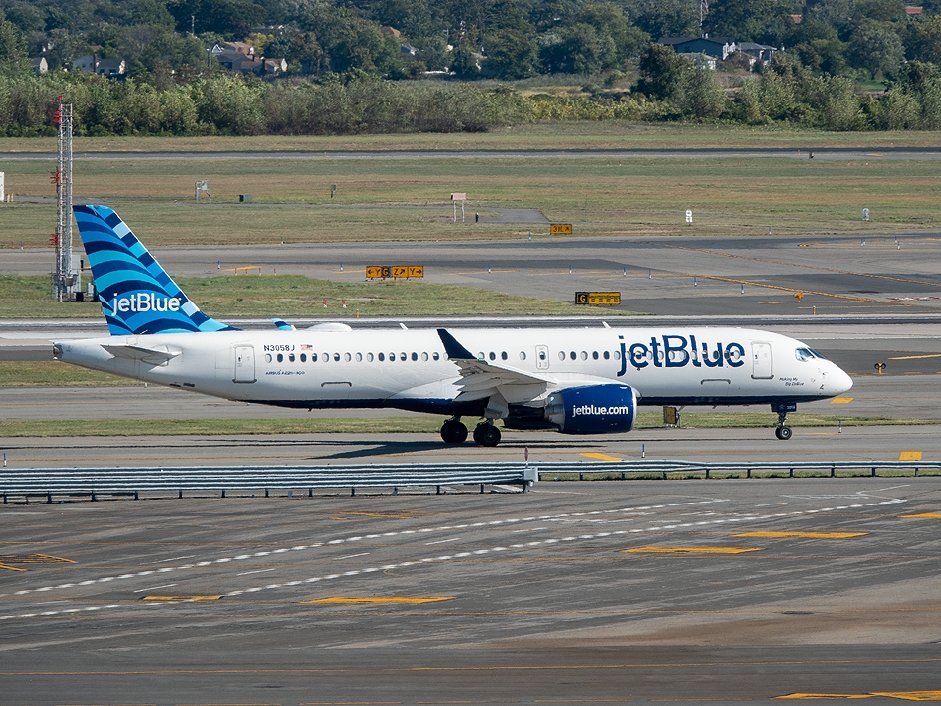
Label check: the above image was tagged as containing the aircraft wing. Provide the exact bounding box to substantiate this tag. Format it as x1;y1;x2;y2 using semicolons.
436;328;553;402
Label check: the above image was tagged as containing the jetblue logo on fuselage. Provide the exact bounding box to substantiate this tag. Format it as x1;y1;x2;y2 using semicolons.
617;334;746;376
109;293;182;315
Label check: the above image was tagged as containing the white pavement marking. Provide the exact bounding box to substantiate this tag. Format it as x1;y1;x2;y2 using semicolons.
2;500;727;599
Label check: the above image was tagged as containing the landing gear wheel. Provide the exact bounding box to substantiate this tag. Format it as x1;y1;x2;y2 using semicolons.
473;422;502;447
775;425;793;441
440;418;468;445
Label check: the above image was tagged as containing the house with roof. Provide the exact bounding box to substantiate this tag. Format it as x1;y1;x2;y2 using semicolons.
30;57;48;74
737;42;777;67
659;36;737;62
73;54;126;77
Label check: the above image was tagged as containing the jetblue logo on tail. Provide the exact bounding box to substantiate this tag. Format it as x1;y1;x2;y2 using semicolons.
110;293;183;314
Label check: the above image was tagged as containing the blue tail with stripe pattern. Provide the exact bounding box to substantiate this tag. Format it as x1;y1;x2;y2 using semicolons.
73;204;237;335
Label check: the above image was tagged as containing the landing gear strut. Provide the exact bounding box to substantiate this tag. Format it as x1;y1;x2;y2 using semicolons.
772;403;796;440
472;421;502;447
440;417;468;444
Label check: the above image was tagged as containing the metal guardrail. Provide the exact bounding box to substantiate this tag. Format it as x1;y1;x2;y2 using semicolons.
0;463;537;503
1;459;937;504
534;459;941;480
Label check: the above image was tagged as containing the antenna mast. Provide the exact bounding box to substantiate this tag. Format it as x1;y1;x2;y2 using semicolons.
53;97;78;301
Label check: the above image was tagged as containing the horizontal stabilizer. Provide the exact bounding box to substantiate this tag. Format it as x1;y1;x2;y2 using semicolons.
102;344;180;364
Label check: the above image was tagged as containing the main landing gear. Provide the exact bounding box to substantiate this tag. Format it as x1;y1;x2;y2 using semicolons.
472;421;501;447
772;402;797;440
440;417;468;444
439;417;502;447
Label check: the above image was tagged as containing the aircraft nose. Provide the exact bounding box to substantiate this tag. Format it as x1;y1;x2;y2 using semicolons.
830;365;853;394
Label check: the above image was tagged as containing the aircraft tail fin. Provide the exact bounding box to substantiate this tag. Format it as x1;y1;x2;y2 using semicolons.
73;204;237;335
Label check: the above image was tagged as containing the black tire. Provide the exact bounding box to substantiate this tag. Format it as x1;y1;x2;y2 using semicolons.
441;420;468;444
473;423;501;447
775;426;793;441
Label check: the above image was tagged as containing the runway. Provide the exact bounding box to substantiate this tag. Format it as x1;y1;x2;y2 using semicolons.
0;479;939;704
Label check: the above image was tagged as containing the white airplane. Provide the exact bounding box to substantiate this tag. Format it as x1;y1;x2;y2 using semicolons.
53;205;853;447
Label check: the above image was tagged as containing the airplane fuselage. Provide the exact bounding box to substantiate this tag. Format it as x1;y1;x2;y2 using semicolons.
55;325;851;420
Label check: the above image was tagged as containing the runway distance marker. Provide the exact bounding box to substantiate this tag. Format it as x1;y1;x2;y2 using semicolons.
302;596;454;605
624;547;761;555
899;451;923;461
575;291;621;305
735;531;866;539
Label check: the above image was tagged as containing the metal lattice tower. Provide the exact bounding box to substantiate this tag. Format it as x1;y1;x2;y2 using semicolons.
53;98;78;301
700;0;709;35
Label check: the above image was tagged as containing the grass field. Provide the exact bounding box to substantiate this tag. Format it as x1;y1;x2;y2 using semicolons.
0;412;921;438
2;122;940;248
4;121;941;151
0;274;635;319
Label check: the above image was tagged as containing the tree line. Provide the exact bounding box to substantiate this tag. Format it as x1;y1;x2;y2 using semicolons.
3;0;941;81
2;60;941;136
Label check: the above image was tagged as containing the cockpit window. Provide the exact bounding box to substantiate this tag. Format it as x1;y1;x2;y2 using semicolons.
795;347;816;362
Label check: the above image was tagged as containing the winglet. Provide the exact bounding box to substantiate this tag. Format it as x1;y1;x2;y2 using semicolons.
436;328;477;360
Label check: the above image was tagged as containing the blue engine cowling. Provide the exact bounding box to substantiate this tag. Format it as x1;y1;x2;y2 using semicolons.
544;384;637;434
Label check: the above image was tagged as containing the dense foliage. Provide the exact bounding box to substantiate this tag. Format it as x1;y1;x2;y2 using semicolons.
2;0;941;133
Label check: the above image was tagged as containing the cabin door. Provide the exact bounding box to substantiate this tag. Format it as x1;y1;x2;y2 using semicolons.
233;345;256;383
751;341;773;379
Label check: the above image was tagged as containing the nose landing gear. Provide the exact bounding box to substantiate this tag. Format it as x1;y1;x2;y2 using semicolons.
772;402;797;440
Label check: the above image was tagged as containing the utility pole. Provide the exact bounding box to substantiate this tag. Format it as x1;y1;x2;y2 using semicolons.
52;97;78;302
700;0;709;36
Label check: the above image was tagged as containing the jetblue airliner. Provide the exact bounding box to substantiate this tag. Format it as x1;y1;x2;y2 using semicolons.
53;205;853;446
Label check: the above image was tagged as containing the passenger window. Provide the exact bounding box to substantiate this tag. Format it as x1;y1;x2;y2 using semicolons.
289;353;295;362
432;352;440;361
366;352;374;362
311;352;318;362
592;351;599;360
558;351;565;361
355;352;363;362
569;351;576;361
501;352;508;360
378;352;385;362
420;352;428;361
344;352;352;362
489;352;496;361
333;353;340;362
265;353;272;363
277;353;284;362
412;352;418;361
520;351;526;360
300;353;306;362
389;353;396;362
604;351;610;360
580;351;588;360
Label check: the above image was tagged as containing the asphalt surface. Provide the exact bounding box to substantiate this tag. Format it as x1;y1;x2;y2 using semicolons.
4;160;941;704
1;480;939;705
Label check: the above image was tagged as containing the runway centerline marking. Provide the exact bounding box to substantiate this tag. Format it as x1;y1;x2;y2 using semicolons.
735;531;867;539
2;500;729;599
0;498;908;621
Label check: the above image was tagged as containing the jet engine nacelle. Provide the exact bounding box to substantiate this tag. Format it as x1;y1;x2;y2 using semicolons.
544;383;637;434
